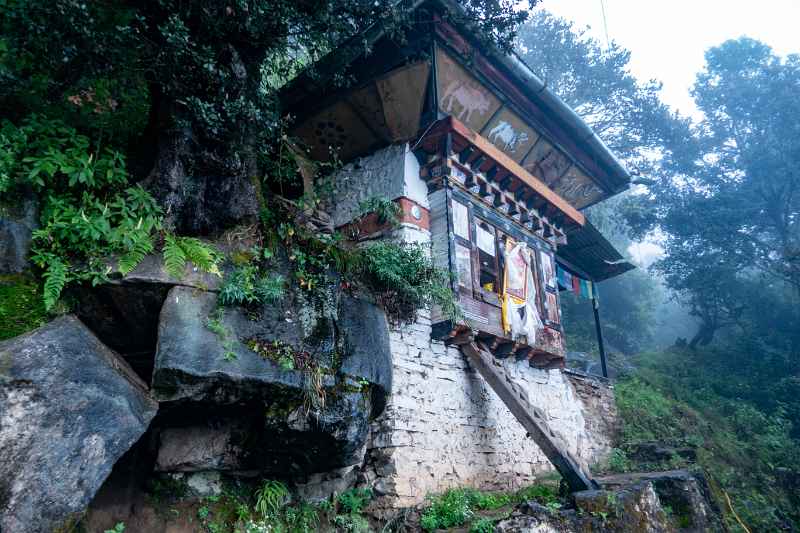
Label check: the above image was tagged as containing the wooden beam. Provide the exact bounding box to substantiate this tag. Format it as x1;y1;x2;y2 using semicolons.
460;341;597;492
445;117;585;227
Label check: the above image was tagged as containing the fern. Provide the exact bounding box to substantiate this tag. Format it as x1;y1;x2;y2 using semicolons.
162;234;220;279
118;233;154;275
43;258;67;310
163;234;187;279
176;237;221;276
255;274;285;303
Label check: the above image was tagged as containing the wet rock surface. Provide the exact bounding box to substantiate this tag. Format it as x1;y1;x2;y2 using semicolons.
149;282;383;478
0;190;37;274
0;316;158;533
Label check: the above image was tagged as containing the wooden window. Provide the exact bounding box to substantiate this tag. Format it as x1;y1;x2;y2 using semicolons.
475;220;499;294
447;194;563;334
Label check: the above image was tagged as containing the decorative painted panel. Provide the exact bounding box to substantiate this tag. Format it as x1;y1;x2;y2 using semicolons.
294;101;377;162
521;141;571;186
436;48;501;133
481;107;539;162
551;165;605;209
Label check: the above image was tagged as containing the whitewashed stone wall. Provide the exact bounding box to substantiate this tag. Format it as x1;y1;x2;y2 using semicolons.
332;144;618;509
363;311;616;509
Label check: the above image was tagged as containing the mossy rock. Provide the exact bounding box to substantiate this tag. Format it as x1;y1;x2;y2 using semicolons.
0;273;48;341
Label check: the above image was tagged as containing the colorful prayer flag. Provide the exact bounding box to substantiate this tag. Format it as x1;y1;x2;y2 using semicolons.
556;265;572;290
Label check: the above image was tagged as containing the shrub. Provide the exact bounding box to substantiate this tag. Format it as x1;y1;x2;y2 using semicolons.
420;488;475;530
350;241;458;324
469;517;495;533
337;488;373;514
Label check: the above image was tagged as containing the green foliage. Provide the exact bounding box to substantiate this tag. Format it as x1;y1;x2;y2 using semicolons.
420;489;478;530
513;484;559;506
266;201;457;324
348;241;459;325
469;517;495;533
219;265;285;307
613;358;800;531
103;523;125;533
247;339;298;371
357;197;401;227
205;309;237;361
162;235;221;279
255;480;290;518
606;448;631;473
336;488;372;515
0;274;48;340
0;116;163;309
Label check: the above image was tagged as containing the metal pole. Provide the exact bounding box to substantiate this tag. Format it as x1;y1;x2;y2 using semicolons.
591;287;608;378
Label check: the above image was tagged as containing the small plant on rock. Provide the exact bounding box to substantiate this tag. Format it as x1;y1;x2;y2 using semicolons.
255;480;290;518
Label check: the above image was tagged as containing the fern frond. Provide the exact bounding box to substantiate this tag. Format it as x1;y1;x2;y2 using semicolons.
118;233;154;275
163;234;187;279
177;237;220;276
43;258;67;310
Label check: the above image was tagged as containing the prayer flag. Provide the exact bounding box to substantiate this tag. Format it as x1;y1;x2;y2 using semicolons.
556;265;572;290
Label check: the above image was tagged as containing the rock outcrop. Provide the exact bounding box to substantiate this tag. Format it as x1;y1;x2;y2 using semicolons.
496;469;723;533
0;316;158;533
148;283;388;478
0;190;37;274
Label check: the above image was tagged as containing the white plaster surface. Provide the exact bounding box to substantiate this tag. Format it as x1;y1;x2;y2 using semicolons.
329;143;427;227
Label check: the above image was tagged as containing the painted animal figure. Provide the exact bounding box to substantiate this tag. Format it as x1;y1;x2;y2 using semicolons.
488;121;529;152
442;80;492;123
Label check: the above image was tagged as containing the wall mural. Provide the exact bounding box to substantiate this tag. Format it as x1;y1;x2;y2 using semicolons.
482;108;538;161
436;48;501;133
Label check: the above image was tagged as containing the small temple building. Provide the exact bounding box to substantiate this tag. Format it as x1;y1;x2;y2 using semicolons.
281;0;633;508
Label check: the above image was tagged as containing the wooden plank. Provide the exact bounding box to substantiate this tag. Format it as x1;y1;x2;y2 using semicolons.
445;117;585;227
376;61;430;141
460;341;597;492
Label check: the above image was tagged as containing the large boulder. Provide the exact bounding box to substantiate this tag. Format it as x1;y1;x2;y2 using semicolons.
496;482;671;533
150;285;380;477
338;294;393;413
0;316;158;533
151;285;329;402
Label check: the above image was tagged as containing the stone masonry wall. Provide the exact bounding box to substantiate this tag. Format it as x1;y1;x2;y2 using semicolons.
564;370;620;465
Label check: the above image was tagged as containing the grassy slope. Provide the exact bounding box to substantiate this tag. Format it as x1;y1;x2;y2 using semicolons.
610;350;800;532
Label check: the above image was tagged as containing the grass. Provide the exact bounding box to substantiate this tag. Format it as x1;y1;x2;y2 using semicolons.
419;482;562;531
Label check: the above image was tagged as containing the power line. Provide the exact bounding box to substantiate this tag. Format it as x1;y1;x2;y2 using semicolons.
599;0;610;49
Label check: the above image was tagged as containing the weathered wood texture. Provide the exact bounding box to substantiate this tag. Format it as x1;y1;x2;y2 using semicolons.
456;338;598;492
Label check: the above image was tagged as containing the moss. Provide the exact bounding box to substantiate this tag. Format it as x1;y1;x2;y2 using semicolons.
0;273;48;341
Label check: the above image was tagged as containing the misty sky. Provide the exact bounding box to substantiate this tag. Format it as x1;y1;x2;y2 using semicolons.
534;1;799;265
538;0;800;118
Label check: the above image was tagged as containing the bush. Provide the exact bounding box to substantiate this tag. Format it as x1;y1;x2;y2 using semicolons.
350;241;458;324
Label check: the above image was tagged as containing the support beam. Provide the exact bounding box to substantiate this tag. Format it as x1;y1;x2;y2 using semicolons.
592;291;608;378
458;339;598;493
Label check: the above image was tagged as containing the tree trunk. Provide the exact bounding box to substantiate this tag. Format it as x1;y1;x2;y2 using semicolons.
689;323;716;350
